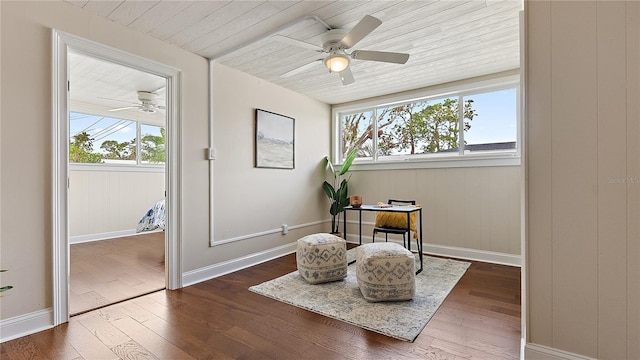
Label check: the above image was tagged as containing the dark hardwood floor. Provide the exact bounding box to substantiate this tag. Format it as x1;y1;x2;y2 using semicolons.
2;245;521;359
69;232;165;315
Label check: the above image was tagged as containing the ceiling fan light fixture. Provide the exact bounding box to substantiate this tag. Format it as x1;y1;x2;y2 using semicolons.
324;53;350;73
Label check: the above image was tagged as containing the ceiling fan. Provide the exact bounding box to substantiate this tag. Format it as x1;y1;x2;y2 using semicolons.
107;90;165;114
276;15;410;85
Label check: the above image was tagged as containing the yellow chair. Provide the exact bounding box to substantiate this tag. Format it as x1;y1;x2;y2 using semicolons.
372;199;418;249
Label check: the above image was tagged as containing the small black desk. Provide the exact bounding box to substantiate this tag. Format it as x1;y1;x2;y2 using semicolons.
343;205;424;274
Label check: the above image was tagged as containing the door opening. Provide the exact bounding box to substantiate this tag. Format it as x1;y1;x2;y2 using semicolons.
67;51;168;315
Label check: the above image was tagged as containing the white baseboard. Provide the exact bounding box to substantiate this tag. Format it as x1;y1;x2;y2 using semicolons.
424;243;521;267
70;229;160;244
182;242;297;287
525;343;596;360
0;308;53;343
345;233;521;267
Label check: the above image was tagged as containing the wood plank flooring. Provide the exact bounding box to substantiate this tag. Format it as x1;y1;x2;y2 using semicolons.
2;245;521;359
69;232;165;315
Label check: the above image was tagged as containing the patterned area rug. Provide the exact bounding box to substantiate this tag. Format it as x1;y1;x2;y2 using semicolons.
249;248;470;342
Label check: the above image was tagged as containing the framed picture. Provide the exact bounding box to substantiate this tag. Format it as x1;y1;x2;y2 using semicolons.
255;109;295;169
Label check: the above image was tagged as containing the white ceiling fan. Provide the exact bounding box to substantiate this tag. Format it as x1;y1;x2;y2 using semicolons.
107;90;165;114
276;15;410;85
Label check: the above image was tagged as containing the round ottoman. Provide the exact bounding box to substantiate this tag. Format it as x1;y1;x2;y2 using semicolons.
296;233;347;284
356;242;416;302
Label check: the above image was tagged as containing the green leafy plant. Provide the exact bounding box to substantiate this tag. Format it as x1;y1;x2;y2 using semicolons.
322;149;358;234
0;269;13;298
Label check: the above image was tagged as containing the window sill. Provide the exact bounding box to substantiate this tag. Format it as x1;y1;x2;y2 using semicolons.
69;163;165;172
349;153;521;171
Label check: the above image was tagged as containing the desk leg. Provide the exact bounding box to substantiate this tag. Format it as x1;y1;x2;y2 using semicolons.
342;210;346;240
406;213;411;252
416;209;424;275
358;210;363;245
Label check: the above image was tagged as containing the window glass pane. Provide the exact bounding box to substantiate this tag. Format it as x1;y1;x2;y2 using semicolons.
69;112;135;164
340;111;374;159
377;96;460;156
462;88;517;153
140;124;166;164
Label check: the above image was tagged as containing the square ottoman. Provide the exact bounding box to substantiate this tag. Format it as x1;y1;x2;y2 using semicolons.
296;233;347;284
356;242;416;302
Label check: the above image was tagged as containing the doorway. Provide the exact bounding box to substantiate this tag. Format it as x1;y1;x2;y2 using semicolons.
52;30;182;325
67;51;168;315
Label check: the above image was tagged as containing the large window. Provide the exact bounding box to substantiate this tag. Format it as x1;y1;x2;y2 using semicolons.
69;112;165;165
335;77;519;167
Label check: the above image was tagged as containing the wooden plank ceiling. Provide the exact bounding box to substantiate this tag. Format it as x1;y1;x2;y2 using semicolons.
65;0;522;105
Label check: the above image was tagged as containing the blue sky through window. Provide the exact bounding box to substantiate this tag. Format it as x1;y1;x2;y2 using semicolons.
464;88;517;145
70;112;163;156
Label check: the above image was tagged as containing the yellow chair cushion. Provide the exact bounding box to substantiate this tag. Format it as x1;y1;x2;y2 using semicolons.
374;202;421;238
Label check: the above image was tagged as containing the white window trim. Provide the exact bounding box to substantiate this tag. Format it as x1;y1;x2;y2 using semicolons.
332;73;521;169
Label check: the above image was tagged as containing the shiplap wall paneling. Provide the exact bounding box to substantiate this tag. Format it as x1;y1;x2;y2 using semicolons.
69;170;164;236
348;166;520;256
551;2;599;356
526;1;640;358
420;168;447;249
625;1;640;357
596;1;630;357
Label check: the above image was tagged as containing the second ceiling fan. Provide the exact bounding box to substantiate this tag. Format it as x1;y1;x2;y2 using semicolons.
277;15;410;85
107;90;165;114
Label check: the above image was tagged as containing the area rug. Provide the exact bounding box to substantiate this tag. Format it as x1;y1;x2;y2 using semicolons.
249;249;470;342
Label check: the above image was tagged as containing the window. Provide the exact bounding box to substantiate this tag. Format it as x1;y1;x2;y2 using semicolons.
69;112;165;165
334;77;520;167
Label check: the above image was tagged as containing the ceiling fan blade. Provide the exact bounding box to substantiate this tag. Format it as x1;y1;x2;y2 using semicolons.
97;96;139;105
272;34;322;51
151;85;166;94
281;59;322;78
340;67;355;85
340;15;382;49
351;50;410;64
108;106;139;112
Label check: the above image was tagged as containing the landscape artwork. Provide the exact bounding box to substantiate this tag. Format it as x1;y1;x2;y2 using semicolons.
255;109;295;169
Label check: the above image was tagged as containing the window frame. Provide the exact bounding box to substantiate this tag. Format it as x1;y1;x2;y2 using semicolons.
331;74;521;170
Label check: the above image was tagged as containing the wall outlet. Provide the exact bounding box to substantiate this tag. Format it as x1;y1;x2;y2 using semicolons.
281;224;288;235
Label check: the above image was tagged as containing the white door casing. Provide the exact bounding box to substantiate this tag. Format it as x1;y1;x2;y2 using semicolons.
52;30;182;325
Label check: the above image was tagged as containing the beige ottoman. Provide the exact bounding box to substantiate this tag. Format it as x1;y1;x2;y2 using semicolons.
296;233;347;284
356;242;416;302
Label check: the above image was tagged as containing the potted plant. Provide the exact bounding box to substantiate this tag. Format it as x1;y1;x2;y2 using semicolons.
322;149;358;235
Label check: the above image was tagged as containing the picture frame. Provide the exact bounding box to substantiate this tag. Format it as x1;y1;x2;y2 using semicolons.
255;109;295;169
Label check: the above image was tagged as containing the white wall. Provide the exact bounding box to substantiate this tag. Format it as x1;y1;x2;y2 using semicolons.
193;63;331;270
526;1;639;359
68;168;164;240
